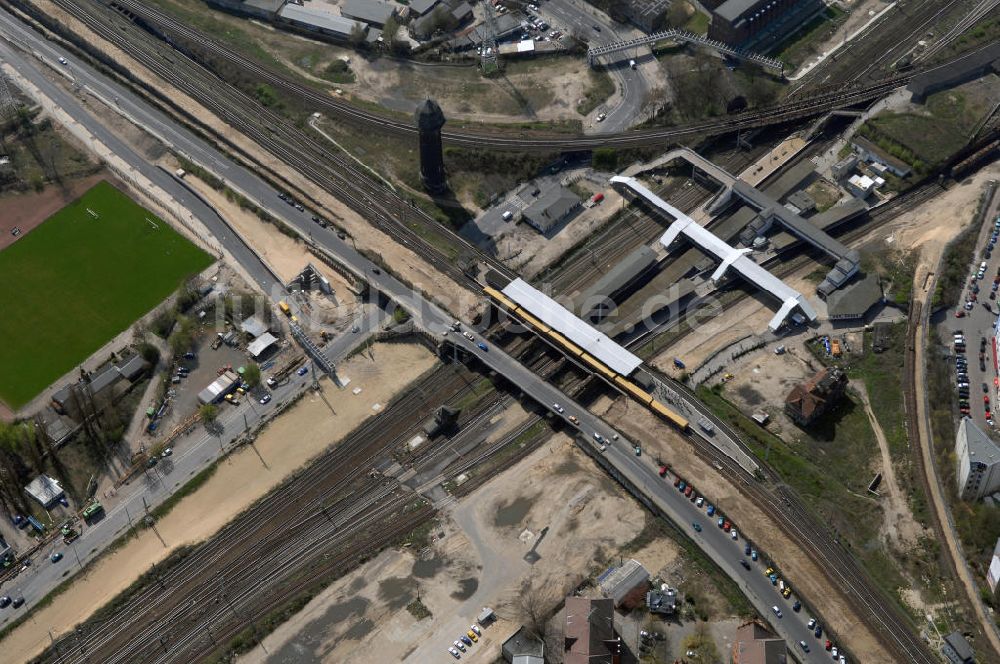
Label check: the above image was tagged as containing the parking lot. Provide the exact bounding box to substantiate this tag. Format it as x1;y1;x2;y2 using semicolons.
946;208;1000;432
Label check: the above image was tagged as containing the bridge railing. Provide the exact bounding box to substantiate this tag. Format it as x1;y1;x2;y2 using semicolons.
587;29;784;73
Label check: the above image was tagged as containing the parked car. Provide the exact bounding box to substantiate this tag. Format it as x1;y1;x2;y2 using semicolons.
50;552;63;563
12;597;24;608
448;646;461;659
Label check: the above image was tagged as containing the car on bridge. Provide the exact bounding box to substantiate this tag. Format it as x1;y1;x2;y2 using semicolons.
477;342;489;351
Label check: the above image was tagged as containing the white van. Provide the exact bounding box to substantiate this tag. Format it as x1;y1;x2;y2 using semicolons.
502;210;513;221
629;59;636;69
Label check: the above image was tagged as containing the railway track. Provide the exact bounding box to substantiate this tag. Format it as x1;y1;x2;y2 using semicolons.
20;0;517;291
6;2;973;661
37;363;476;663
63;0;956;151
791;0;968;90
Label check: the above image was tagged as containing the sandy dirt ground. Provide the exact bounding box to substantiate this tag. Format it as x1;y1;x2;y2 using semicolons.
594;394;893;663
239;432;649;663
0;173;105;250
2;343;437;663
506;186;625;280
30;0;478;319
853;382;929;550
888;165;1000;286
654;163;1000;379
177;166;313;283
651;266;823;376
341;56;598;123
712;343;819;440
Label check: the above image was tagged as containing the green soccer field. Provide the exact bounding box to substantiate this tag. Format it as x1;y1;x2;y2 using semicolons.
0;181;214;409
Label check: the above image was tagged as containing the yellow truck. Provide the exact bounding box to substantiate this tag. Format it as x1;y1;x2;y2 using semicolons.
278;301;291;317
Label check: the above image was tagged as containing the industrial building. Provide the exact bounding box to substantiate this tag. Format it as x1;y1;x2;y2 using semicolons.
597;558;649;608
24;474;65;509
731;620;787;664
908;41;1000;103
277;3;367;41
708;0;823;49
521;186;581;234
408;0;440;16
851;136;912;178
987;537;1000;598
942;631;976;664
341;0;397;28
955;416;1000;501
501;626;544;664
51;354;149;418
206;0;286;21
247;332;279;359
411;1;474;39
620;0;670;32
846;173;880;198
784;367;848;426
825;273;882;320
198;370;241;405
501;278;644;376
831;154;859;181
564;596;618;664
240;315;270;339
612;176;818;331
646;586;677;615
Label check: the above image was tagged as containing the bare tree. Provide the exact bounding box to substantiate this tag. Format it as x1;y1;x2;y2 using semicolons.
516;576;556;641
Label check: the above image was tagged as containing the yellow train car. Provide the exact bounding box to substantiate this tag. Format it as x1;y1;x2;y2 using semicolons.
613;376;654;406
579;352;618;381
510;307;553;336
547;330;586;359
483;286;518;313
649;399;690;431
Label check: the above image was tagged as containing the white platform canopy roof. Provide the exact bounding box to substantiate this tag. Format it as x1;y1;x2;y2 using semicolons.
501;278;642;376
611;176;817;332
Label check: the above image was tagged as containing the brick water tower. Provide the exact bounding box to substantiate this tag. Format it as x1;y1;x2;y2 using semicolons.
415;98;447;194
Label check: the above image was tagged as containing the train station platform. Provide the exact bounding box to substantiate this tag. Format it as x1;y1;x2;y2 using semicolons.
611;176;817;331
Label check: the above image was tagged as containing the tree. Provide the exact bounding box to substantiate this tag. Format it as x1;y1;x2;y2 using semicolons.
516;576;554;641
349;23;367;48
199;404;219;424
168;316;196;357
243;363;261;388
666;0;691;27
382;16;401;48
592;148;618;171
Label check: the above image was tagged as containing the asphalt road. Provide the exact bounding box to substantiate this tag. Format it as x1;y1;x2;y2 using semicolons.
1;17;829;658
938;186;1000;434
0;20;383;619
540;0;648;133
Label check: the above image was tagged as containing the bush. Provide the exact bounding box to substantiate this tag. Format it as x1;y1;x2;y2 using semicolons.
592;148;618;171
138;342;160;365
